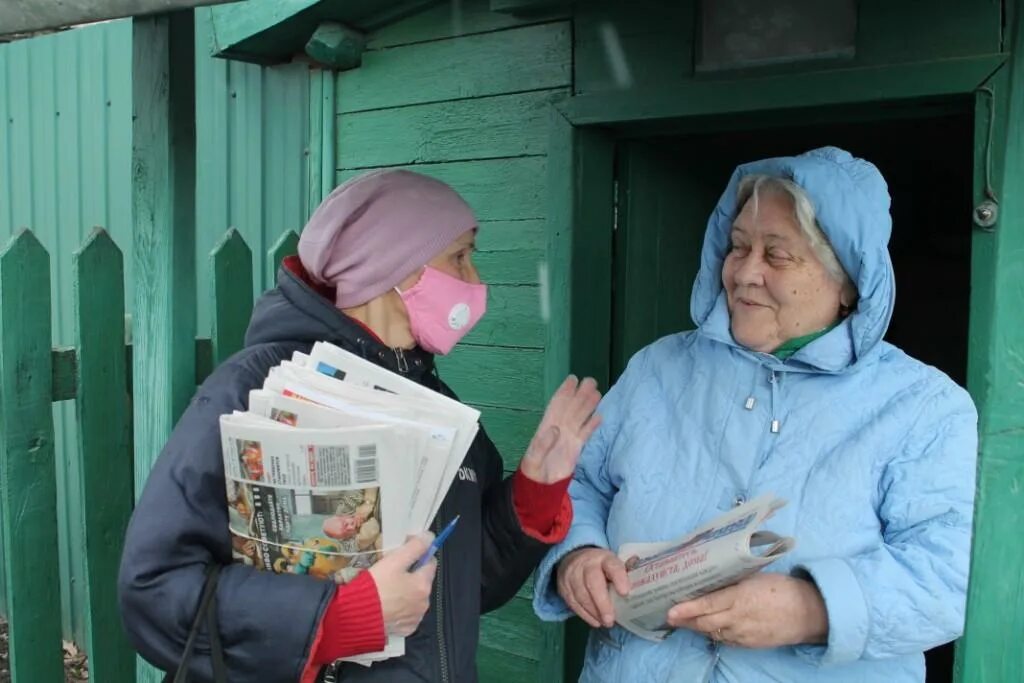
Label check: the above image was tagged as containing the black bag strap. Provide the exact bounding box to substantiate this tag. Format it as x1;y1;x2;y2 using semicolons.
171;564;228;683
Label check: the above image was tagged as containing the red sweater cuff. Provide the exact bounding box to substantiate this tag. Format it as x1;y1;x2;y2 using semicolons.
512;469;573;544
302;571;386;681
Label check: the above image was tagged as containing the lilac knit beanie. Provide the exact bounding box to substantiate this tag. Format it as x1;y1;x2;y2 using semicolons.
298;169;478;308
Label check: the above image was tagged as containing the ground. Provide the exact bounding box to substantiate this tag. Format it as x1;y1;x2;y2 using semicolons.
0;620;89;682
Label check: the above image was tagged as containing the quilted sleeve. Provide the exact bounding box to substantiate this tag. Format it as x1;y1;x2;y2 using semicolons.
794;381;978;664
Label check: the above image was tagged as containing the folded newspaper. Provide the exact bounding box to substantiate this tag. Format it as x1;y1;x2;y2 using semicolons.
219;341;479;666
611;494;795;641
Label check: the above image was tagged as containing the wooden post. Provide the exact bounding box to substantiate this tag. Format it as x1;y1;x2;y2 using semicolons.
268;229;300;283
210;228;254;366
74;228;135;683
132;10;196;683
0;230;63;682
955;3;1024;681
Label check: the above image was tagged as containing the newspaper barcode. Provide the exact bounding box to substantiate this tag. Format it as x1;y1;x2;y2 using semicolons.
356;444;378;484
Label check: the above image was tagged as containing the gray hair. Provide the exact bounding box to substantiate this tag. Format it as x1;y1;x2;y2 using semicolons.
736;175;858;306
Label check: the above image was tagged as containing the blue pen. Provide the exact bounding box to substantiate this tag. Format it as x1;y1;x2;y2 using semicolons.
412;515;460;571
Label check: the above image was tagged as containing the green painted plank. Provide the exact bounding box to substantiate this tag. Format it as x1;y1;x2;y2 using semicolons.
479;595;542;657
338;21;571;113
563;54;1008;126
477;644;539;683
955;6;1024;680
73;228;134;682
337;157;548;222
369;0;568;49
474;250;544;286
268;229;300;281
132;15;196;682
474;405;541;469
337;90;564;168
307;68;326;216
465;285;543;349
210;228;254;365
0;230;62;682
437;345;543;411
476;219;546;285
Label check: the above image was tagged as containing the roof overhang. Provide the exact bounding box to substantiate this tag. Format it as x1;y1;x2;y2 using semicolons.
0;0;248;41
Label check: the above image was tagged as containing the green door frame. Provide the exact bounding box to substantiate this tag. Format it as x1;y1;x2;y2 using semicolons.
542;44;1024;683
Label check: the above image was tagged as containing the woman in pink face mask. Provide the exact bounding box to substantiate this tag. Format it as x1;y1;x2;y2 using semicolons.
117;168;602;683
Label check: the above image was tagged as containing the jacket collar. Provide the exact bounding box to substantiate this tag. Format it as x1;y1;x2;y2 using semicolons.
265;256;436;383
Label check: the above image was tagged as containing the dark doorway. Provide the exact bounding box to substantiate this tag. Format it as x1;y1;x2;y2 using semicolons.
609;106;974;681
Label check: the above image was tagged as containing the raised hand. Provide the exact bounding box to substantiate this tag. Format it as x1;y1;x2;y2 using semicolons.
519;375;602;484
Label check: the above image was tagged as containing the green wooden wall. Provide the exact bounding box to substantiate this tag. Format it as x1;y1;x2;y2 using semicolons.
332;1;571;678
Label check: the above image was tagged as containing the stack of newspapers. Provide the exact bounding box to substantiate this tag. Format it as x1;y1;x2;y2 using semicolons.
219;341;479;665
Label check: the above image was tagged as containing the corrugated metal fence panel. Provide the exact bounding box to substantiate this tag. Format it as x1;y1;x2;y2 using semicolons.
194;7;311;335
0;13;312;644
0;19;134;640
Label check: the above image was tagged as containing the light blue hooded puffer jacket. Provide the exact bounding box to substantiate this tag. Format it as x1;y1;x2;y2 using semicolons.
533;147;978;683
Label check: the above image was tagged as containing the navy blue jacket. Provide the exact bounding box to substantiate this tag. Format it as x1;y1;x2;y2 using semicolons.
118;262;548;682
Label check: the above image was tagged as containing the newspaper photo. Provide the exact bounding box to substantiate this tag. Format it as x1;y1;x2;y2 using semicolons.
220;416;414;584
612;494;795;641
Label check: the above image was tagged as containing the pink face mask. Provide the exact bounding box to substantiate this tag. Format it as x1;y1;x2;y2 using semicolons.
397;267;487;355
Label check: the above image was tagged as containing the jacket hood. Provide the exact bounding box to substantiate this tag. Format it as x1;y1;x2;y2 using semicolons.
244;256;435;376
690;146;895;372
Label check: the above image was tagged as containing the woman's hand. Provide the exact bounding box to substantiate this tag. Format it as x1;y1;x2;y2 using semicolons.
519;375;602;484
556;547;630;628
666;573;828;648
368;533;437;636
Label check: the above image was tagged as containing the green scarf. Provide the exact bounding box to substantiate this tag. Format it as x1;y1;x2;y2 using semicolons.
773;321;840;360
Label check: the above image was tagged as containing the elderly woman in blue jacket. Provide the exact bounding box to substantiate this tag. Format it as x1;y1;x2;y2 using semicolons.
534;147;978;682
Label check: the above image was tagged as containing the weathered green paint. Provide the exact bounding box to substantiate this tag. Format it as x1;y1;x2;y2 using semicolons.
437;346;543;410
305;21;365;69
210;228;254;365
563;54;1007;126
51;347;79;402
338;158;549;222
369;0;568;49
0;230;62;682
0;0;241;37
132;13;196;682
268;229;300;279
206;0;434;64
194;9;314;329
464;286;543;349
338;21;571;113
73;228;134;683
338;90;563;168
955;2;1024;679
308;67;337;214
473;405;541;471
542;108;616;683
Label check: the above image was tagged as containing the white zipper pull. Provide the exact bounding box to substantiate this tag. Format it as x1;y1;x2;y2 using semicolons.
394;347;409;373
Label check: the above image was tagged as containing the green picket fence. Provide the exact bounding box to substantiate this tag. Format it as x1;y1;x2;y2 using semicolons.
0;225;299;682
